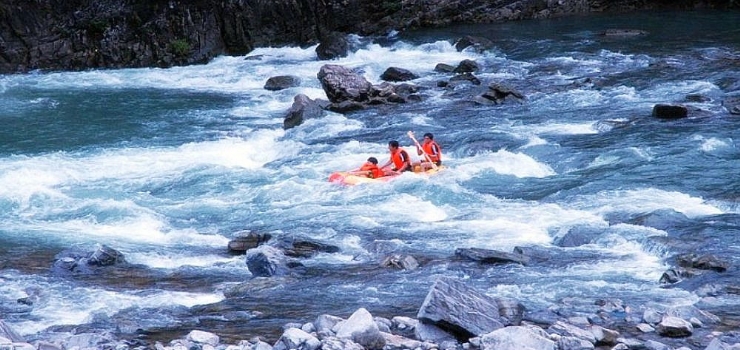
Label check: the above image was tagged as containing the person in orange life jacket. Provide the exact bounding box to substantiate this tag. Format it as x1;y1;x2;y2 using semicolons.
380;140;411;175
351;157;385;179
414;132;442;171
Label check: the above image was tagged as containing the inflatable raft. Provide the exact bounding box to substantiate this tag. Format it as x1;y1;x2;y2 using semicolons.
328;166;445;186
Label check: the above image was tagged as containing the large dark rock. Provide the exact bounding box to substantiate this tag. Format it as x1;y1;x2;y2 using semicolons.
51;243;127;275
227;231;272;254
245;245;297;277
317;64;373;103
264;75;301;91
316;32;350;60
380;67;419;82
652;104;688;119
283;94;325;129
455;247;530;265
454;35;494;52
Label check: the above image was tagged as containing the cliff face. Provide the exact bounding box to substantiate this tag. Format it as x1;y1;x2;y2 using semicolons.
0;0;735;73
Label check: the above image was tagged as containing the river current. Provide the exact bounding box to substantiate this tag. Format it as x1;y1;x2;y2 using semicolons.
0;9;739;346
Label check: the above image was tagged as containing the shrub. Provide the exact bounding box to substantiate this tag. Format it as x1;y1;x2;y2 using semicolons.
170;39;190;57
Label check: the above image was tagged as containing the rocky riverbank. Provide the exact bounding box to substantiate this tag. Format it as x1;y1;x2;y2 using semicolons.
2;276;739;350
0;0;737;74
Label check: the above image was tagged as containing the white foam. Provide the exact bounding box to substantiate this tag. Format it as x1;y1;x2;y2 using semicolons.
572;188;723;218
453;149;556;179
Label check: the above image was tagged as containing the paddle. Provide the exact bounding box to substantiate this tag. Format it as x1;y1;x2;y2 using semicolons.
407;131;438;170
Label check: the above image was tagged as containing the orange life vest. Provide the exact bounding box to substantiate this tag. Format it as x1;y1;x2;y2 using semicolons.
360;162;385;178
391;149;410;171
421;141;442;163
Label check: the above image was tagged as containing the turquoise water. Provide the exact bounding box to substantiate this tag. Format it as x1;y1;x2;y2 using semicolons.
1;9;739;345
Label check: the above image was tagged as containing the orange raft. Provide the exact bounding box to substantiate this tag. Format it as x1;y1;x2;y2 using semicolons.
328;166;445;186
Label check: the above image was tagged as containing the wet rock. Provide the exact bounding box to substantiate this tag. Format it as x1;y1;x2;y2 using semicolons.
280;239;340;258
453;59;480;73
380;67;419;82
676;253;730;272
228;231;272;254
283;94;326;129
455;247;529;265
265;75;301;91
600;29;648;37
391;316;418;339
246;245;296;277
626;209;691;231
652;104;688;119
380;254;419;270
589;325;620;345
51;243;127;275
448;72;481;86
481;83;525;104
317;64;373;103
316;32;350;60
454;35;494;53
434;63;456;73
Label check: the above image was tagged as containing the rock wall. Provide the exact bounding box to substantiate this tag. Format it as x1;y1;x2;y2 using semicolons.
0;0;735;73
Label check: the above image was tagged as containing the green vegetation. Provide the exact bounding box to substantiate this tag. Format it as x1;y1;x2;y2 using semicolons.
380;0;401;13
87;18;109;35
170;39;190;57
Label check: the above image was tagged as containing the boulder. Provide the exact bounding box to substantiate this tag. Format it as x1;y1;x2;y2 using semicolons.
380;67;419;82
246;245;294;277
554;225;605;247
380;254;419;270
652;104;688;119
51;243;127;275
434;63;456;73
316;32;350;60
417;277;512;340
273;327;321;350
335;308;385;350
317;64;373;103
676;253;730;272
454;35;495;52
480;326;556;350
453;59;480;73
481;83;525;104
265;75;301;91
277;238;340;258
455;247;529;265
655;316;693;337
228;231;272;254
283;94;325;129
